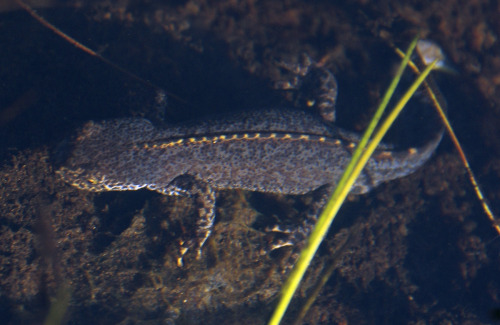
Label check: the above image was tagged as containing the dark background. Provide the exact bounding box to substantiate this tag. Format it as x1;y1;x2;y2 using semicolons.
1;1;499;324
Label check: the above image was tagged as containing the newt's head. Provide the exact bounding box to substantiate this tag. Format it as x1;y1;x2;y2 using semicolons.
55;119;154;192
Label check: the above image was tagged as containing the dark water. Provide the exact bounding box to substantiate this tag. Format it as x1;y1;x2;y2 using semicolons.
1;2;499;324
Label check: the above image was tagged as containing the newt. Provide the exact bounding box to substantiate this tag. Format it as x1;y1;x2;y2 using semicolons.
57;64;442;266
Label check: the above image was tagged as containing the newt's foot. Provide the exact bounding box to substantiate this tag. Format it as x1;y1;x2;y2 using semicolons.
158;175;216;267
274;54;338;123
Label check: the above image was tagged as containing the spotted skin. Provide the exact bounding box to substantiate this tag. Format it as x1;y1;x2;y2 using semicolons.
57;106;442;264
57;62;442;265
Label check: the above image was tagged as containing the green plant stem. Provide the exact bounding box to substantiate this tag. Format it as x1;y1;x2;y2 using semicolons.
268;44;437;325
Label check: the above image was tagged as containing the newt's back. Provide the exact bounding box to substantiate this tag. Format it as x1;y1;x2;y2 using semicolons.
57;108;441;195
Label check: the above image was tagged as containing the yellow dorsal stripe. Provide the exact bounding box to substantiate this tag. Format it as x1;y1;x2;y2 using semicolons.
139;132;343;150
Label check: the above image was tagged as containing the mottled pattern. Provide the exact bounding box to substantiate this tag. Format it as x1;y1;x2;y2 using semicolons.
57;107;442;262
275;56;338;123
58;108;441;196
57;61;442;263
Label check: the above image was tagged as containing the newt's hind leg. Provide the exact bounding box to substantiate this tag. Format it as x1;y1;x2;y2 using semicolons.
274;54;338;123
155;175;216;267
265;185;334;264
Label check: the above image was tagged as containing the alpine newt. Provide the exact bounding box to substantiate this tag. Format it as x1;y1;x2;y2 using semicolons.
57;65;443;266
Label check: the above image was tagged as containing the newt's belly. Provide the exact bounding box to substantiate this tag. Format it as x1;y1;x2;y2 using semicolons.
57;108;440;196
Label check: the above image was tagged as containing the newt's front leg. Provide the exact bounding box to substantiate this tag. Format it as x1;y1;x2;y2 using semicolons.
156;174;216;267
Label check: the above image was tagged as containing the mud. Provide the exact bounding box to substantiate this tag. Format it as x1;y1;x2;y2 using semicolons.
1;1;499;324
